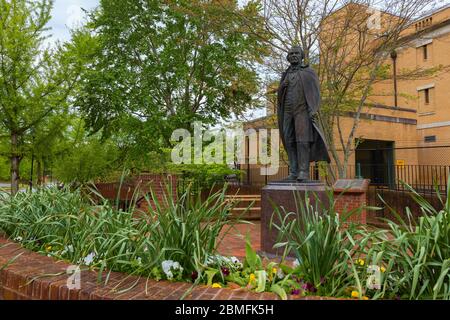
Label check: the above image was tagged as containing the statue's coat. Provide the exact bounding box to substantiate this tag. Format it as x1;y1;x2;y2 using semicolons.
277;65;331;163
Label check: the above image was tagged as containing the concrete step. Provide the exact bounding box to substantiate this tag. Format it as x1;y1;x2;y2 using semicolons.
225;194;262;221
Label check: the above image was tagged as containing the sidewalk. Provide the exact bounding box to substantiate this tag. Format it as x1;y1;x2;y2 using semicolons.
218;222;261;258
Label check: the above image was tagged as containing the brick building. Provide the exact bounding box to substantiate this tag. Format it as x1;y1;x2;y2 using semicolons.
243;3;450;187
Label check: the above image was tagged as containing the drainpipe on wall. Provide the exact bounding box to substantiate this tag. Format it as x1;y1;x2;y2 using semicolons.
391;50;398;108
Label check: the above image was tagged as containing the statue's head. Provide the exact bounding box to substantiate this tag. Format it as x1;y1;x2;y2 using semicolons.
287;46;304;66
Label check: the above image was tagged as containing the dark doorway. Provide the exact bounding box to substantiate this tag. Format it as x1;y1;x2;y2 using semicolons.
355;139;395;187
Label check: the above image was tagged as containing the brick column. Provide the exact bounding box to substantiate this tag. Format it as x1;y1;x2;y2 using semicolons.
333;179;370;224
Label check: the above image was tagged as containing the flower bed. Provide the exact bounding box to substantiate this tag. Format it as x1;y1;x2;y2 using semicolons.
0;186;328;300
1;181;449;300
0;236;340;300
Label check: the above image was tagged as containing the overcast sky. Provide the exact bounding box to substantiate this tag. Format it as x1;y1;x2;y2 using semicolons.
47;0;99;44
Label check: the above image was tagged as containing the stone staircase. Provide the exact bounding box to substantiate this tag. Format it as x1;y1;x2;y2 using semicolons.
225;194;261;220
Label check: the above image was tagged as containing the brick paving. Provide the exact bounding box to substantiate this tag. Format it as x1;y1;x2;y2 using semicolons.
218;222;261;258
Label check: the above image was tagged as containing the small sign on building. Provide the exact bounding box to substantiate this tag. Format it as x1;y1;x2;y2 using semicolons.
396;160;406;167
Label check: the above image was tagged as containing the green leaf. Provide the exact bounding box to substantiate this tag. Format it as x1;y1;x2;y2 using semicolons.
205;270;218;286
255;270;267;293
270;284;288;300
245;234;262;270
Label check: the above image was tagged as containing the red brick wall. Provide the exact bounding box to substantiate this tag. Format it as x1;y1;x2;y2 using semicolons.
95;174;178;213
134;174;178;212
0;237;340;300
334;191;367;224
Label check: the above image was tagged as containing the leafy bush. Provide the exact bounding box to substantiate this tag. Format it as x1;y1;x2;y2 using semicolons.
169;164;241;192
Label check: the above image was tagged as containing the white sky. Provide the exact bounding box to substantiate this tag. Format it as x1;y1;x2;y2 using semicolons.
47;0;99;43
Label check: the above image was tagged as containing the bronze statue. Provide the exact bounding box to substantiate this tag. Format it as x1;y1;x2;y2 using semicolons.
277;46;330;181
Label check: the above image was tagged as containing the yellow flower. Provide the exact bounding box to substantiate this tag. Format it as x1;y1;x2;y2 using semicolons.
356;259;365;266
380;267;386;273
272;267;277;274
45;246;52;252
351;291;360;298
249;273;256;283
212;283;222;289
362;296;370;300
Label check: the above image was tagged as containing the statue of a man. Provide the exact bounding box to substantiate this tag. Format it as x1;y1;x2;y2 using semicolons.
277;46;330;181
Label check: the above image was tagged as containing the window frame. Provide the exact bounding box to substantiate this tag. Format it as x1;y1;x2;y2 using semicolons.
424;88;430;104
423;44;428;60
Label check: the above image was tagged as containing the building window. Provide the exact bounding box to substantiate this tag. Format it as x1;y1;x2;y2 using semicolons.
423;45;428;60
424;88;430;104
415;17;433;31
424;135;436;143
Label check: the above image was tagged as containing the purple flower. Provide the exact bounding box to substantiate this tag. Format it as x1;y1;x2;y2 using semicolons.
221;267;230;277
301;283;310;291
291;289;301;295
191;271;198;281
302;282;317;293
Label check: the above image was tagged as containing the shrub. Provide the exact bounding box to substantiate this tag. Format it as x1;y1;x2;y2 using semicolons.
169;164;241;193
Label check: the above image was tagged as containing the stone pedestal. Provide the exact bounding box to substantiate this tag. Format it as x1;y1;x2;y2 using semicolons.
260;181;329;257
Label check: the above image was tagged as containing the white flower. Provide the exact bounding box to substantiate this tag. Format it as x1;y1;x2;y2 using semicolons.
277;268;285;279
83;252;96;266
165;270;174;280
230;256;240;264
293;259;301;268
162;260;174;273
136;257;142;265
161;260;183;279
14;236;23;242
61;245;74;255
162;260;175;279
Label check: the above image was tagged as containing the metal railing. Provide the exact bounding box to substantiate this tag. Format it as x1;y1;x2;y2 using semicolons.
240;164;450;194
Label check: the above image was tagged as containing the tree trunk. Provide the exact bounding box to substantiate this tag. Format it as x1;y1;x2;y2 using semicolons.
10;133;21;195
37;159;43;186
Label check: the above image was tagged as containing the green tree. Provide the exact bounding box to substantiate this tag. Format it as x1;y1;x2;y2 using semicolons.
0;0;91;194
77;0;269;159
52;125;120;184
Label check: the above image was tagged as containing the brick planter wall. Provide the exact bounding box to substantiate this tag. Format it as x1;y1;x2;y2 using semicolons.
0;237;342;301
95;174;178;212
